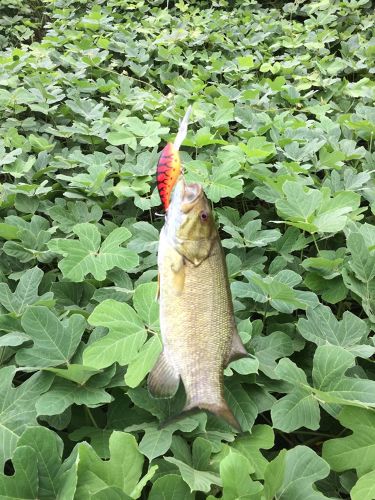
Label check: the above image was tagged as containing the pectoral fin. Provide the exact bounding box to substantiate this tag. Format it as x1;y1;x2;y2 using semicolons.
148;351;180;398
225;328;249;367
170;252;185;294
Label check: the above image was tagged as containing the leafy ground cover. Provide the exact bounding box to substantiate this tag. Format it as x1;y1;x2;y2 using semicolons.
0;0;375;497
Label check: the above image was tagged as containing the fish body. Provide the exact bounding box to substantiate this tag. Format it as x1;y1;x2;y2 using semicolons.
148;179;248;430
156;143;181;211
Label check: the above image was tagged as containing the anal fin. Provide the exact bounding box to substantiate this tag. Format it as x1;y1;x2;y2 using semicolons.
148;350;180;398
225;328;249;367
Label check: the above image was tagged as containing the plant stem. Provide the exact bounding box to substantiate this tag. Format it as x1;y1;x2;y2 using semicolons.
85;407;98;428
312;233;320;255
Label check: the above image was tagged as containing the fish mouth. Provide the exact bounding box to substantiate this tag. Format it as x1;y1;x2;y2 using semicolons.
181;182;203;212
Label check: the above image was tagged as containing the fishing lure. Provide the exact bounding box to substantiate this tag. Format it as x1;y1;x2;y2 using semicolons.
156;106;191;211
156;143;181;211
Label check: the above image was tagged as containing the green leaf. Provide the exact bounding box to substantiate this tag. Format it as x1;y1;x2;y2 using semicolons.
225;380;258;432
186;127;227;147
75;431;156;498
342;269;375;324
48;201;103;234
69;427;113;458
48;223;139;282
127;222;159;255
52;281;95;308
136;418;198;462
322;407;375;477
313;345;375;407
221;218;281;250
107;129;137;149
0;223;20;240
165;439;221;493
263;446;330;499
304;273;348;304
346;232;375;282
206;172;243;203
84;299;147;369
231;425;274;479
351;470;375;500
133;282;159;330
232;270;318;313
148;474;194;500
0;445;39;499
29;133;55;152
3;155;36;178
237;55;254;69
298;305;373;357
0;331;30;347
45;364;100;385
125;336;162;388
275;183;360;233
3;215;53;263
344;232;375;322
66;98;106;121
252;331;295;379
239;136;276;164
219;452;263;499
276;182;322;225
16;306;86;367
0;147;23;166
0;267;54;315
17;426;65;498
301;255;343;277
36;377;112;416
272;359;320;432
57;163;111;195
0;366;52;468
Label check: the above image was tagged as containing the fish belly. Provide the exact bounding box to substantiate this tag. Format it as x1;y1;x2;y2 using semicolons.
159;236;234;407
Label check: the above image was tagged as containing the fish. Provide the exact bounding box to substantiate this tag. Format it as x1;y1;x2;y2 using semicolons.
148;178;248;431
156;106;192;211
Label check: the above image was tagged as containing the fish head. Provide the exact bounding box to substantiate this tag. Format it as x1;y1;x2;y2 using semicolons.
166;178;217;265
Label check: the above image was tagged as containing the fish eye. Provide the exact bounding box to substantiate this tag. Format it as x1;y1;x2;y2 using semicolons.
199;210;208;222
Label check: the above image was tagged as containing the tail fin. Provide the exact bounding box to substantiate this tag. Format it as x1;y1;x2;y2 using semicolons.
182;400;242;432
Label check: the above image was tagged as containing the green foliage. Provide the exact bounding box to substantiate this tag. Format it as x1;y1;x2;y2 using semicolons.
0;0;374;497
322;408;375;477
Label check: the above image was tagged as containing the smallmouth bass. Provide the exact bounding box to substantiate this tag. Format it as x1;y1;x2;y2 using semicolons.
148;179;248;430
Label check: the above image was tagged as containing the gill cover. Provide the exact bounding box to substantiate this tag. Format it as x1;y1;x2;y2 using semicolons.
166;180;217;266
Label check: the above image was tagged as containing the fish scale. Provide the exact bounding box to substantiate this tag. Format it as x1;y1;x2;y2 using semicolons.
162;240;232;406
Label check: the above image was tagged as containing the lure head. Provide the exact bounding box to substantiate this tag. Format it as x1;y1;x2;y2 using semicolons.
166;179;217;265
157;143;181;211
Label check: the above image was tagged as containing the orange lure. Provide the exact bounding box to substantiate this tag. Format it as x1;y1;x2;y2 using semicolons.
156;143;181;211
156;106;191;211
